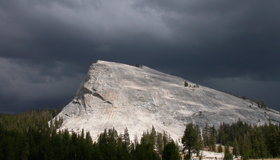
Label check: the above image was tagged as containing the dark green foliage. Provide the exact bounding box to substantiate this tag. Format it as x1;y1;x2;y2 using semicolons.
216;120;280;159
224;143;233;160
157;132;164;154
261;100;267;109
98;128;119;160
255;99;260;108
141;130;150;144
0;108;61;132
0;109;93;160
203;124;216;151
218;144;223;153
162;141;180;160
150;126;156;146
194;124;202;156
253;99;268;109
242;95;248;100
135;64;142;68
1;109;280;160
163;131;169;147
0;110;168;160
184;81;188;87
232;138;239;156
133;143;160;160
224;91;270;109
209;126;216;152
265;122;279;157
203;123;209;146
182;123;198;159
123;127;131;151
140;126;172;156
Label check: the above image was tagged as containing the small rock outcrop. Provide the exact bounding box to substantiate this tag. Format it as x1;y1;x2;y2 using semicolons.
54;60;280;141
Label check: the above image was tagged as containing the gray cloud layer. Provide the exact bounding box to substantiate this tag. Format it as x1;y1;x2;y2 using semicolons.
0;0;279;113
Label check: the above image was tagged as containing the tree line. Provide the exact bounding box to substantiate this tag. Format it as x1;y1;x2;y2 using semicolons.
223;91;269;109
0;109;179;160
182;120;280;160
0;109;280;160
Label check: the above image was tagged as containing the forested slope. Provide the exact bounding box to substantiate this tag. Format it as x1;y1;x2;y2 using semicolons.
0;109;279;160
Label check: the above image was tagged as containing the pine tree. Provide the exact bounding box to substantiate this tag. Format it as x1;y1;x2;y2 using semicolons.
233;138;240;157
133;143;160;160
150;126;156;147
209;132;216;151
162;141;180;160
182;123;198;159
242;135;252;160
18;134;30;160
141;130;150;144
184;81;188;87
163;131;168;147
224;143;233;160
266;123;279;157
218;144;223;153
255;99;260;108
203;123;209;147
194;124;202;156
157;132;164;155
133;135;138;150
123;127;131;151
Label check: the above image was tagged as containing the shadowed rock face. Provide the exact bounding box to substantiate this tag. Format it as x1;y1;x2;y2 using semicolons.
54;60;280;141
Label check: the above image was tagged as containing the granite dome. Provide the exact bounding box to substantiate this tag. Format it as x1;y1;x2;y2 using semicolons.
53;60;280;141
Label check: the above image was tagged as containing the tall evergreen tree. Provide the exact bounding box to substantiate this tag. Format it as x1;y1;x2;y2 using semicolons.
209;126;216;151
218;144;223;153
233;138;240;157
182;123;198;159
266;122;279;157
194;124;202;156
224;143;233;160
203;123;209;147
133;143;160;160
123;127;131;151
150;126;156;147
157;132;164;155
162;141;180;160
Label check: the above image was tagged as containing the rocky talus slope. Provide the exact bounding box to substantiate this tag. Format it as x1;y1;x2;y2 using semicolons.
53;60;280;141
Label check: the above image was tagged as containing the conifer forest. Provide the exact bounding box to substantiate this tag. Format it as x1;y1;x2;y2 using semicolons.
0;109;279;160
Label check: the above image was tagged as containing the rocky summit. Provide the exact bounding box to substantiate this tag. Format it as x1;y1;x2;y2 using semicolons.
54;60;280;141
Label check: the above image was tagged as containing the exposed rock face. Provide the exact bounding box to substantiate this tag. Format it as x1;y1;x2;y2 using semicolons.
54;60;280;141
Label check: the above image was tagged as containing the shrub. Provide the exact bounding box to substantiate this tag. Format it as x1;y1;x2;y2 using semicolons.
184;81;188;87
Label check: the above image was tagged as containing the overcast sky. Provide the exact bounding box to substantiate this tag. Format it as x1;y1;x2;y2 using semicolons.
0;0;280;113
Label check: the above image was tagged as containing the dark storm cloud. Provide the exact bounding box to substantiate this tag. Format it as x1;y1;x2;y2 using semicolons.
0;0;280;113
140;0;280;79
